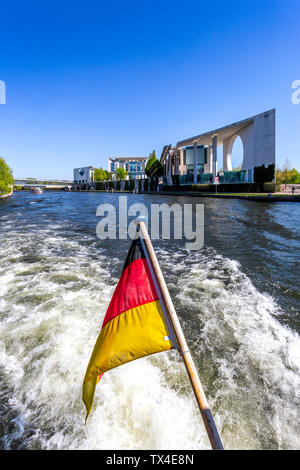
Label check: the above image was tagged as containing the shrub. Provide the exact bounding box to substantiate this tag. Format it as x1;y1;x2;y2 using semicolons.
95;182;105;190
254;164;275;183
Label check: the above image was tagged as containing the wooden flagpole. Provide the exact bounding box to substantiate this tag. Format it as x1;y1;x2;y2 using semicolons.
137;220;224;450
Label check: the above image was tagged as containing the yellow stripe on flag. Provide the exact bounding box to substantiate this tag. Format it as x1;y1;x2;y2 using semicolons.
82;300;172;420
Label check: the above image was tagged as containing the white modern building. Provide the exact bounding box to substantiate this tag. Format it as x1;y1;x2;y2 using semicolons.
73;166;97;185
161;109;276;185
108;156;149;180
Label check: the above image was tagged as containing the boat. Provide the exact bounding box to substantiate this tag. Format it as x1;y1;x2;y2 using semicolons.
32;187;44;194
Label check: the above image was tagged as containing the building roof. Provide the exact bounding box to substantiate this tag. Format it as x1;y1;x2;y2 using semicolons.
176;109;275;147
74;166;98;170
108;156;148;161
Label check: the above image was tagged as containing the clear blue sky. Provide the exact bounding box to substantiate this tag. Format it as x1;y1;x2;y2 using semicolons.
0;0;299;180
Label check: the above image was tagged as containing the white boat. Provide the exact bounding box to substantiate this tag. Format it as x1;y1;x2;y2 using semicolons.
32;187;44;194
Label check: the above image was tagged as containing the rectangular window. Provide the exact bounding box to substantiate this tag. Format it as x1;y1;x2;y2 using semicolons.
185;146;206;165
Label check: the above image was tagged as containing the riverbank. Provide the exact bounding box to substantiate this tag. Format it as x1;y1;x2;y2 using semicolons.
0;190;13;199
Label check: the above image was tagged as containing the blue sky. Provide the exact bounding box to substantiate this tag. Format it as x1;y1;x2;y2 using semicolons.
0;0;299;180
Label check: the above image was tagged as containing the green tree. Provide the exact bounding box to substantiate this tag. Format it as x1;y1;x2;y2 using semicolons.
0;157;14;194
94;168;111;182
281;158;292;185
148;159;164;177
94;168;106;182
276;167;300;185
104;170;111;181
289;168;300;183
115;167;128;180
145;150;157;176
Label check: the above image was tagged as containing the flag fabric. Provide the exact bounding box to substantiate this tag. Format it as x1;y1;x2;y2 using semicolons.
82;237;175;421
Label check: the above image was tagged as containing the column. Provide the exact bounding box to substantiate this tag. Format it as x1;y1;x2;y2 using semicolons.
193;141;198;184
205;146;213;173
179;148;183;174
175;152;179;174
166;151;172;186
222;136;233;171
212;135;218;177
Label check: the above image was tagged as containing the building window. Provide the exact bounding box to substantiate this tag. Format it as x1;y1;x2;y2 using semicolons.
185;146;206;165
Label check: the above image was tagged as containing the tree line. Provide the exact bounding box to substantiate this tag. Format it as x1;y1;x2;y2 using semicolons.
93;167;129;181
0;157;14;194
276;158;300;185
93;150;164;182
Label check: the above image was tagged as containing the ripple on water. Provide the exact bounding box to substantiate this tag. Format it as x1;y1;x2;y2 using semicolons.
0;194;299;450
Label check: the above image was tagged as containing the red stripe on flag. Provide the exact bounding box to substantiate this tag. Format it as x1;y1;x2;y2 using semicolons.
102;258;158;328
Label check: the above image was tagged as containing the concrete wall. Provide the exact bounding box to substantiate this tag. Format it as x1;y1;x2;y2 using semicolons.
253;109;276;168
164;109;276;184
222;109;275;180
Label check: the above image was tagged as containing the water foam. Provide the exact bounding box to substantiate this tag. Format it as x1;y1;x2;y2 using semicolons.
159;247;300;449
0;223;299;449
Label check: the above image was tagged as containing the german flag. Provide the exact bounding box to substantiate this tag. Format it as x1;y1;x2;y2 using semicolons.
82;237;175;421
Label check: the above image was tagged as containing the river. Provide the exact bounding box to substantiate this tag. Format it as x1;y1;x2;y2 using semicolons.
0;191;299;450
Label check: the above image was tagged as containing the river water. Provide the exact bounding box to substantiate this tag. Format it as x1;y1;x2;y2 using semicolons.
0;191;299;450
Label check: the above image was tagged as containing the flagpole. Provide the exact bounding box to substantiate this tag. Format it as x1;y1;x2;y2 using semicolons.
137;220;224;450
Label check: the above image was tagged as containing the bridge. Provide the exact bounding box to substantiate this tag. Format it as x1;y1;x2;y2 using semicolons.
14;178;73;190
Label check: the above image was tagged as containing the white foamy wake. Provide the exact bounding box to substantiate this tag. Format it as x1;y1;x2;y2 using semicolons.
158;247;300;449
0;227;299;450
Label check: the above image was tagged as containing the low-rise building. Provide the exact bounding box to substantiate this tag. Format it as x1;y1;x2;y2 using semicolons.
73;166;97;187
108;156;149;180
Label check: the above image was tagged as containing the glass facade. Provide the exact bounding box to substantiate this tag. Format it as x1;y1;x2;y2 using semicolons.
179;174;194;185
126;162;142;173
178;171;247;185
184;146;207;174
219;170;246;183
110;158;146;179
198;173;213;183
